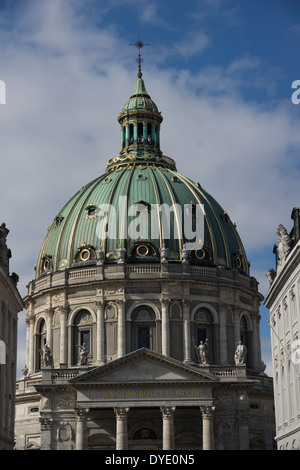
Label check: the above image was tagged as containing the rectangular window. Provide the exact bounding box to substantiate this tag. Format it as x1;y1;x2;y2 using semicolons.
197;328;207;345
80;330;90;353
137;326;150;349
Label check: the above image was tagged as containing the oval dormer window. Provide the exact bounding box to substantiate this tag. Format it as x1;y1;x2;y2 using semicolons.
85;204;97;219
130;242;157;258
136;244;149;257
41;254;52;273
75;243;96;263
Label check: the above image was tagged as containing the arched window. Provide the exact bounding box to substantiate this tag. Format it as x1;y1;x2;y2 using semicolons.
137;122;144;144
122;126;126;148
169;302;183;361
73;310;93;365
147;123;152;144
129;123;134;145
240;315;251;367
226;309;234;364
133;427;158;440
193;309;214;363
37;319;47;370
131;306;156;352
155;125;159;148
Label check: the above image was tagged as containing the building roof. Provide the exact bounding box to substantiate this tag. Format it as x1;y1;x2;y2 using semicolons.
35;73;249;278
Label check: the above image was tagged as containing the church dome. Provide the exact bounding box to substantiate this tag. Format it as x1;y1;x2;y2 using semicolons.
35;74;249;279
17;58;274;453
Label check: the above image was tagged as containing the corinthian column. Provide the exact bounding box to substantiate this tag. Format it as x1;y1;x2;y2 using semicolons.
161;298;170;356
160;406;176;450
200;405;215;450
75;408;89;450
117;299;126;358
114;407;129;450
96;300;105;364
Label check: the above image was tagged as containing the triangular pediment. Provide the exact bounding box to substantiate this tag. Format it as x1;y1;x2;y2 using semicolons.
70;349;219;385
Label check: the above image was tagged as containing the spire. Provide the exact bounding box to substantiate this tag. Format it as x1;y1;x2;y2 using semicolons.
105;37;177;172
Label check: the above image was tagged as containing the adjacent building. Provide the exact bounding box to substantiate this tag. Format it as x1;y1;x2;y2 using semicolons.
0;223;23;450
265;208;300;450
15;64;275;450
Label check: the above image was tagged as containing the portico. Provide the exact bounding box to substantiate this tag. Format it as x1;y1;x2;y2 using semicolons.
74;404;215;450
69;349;217;450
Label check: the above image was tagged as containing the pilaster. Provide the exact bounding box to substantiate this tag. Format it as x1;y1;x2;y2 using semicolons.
117;299;126;358
160;298;170;356
59;305;68;367
96;300;105;364
40;417;53;450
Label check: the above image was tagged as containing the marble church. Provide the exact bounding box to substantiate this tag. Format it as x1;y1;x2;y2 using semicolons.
14;45;275;450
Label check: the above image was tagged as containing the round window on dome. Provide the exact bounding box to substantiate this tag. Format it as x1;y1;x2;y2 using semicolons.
234;255;242;269
136;244;149;257
85;204;97;219
195;249;205;260
43;258;51;271
80;249;91;261
41;254;52;273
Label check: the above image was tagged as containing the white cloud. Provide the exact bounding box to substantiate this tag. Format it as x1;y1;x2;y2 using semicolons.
0;0;298;376
174;31;211;58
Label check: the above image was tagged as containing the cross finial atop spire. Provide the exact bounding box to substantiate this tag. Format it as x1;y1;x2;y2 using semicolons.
129;33;151;78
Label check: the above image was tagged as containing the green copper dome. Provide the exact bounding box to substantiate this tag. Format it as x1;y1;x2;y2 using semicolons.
35;74;249;278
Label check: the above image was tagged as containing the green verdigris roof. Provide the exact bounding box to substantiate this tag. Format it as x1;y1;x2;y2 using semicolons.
36;164;248;277
121;76;159;114
35;73;249;278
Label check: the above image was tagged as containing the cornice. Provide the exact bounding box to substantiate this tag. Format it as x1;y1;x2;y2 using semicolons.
265;243;300;308
0;263;24;310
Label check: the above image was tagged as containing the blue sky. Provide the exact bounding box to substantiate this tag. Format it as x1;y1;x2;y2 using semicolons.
0;0;300;376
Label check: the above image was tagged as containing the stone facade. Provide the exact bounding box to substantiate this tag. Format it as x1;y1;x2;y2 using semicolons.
14;67;275;451
265;208;300;450
0;223;23;450
15;263;275;450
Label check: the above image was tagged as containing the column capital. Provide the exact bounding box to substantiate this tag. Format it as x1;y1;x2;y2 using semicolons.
39;417;53;430
26;314;35;325
116;299;126;307
75;408;89;421
95;300;104;308
114;407;129;420
218;302;228;312
237;410;249;425
160;297;170;307
58;305;68;315
45;307;55;316
200;405;215;419
160;406;176;419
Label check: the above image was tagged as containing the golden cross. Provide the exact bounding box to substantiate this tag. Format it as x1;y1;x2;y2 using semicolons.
129;33;151;77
